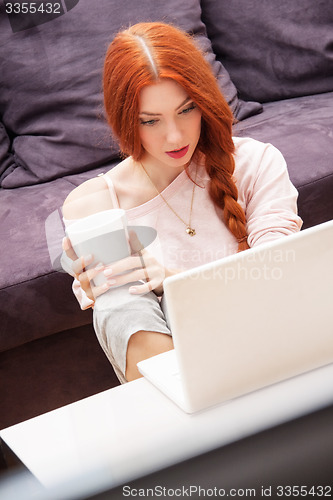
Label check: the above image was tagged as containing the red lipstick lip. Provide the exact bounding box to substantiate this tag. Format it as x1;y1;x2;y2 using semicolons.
166;145;189;159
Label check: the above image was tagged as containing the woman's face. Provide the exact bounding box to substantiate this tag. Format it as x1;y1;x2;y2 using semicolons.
138;79;202;171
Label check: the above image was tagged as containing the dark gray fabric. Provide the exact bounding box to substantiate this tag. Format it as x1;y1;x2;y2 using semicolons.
201;0;333;102
0;0;260;188
234;92;333;228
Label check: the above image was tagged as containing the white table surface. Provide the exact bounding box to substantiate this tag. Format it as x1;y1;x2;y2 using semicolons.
1;363;333;497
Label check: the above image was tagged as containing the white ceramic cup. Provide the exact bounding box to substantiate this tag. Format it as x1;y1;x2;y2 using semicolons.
65;209;131;286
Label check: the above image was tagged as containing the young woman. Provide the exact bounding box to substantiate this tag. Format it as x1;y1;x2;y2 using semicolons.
62;22;302;383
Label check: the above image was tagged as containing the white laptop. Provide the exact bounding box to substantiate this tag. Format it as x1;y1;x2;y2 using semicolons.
137;220;333;413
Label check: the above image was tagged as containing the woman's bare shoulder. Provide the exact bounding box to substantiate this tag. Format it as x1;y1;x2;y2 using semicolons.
62;158;134;219
106;157;150;209
62;176;111;220
62;157;144;218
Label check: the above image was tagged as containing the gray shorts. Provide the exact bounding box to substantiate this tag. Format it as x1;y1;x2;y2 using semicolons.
93;283;172;383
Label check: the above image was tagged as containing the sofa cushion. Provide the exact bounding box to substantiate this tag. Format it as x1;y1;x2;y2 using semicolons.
0;170;106;351
234;92;333;228
0;0;261;189
201;0;333;102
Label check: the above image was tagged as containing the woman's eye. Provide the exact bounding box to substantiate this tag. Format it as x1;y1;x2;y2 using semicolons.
180;104;196;115
140;119;158;126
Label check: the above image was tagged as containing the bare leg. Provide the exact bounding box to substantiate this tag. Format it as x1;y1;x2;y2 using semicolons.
125;331;174;381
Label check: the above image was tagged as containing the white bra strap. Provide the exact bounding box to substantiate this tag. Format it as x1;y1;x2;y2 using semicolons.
99;173;120;209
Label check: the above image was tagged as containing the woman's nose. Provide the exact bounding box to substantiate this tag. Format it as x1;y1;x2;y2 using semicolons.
165;121;183;145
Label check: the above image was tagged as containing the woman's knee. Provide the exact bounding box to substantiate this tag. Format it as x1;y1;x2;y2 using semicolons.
125;330;173;381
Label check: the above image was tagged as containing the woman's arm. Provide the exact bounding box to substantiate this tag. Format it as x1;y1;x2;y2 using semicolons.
62;178;181;307
62;177;117;307
235;140;303;247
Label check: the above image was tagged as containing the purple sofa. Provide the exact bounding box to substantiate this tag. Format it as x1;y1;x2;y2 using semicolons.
1;0;332;429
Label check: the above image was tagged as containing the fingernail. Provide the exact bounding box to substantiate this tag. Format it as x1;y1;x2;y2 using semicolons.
101;282;111;291
85;254;93;263
95;263;104;271
129;286;137;294
104;268;113;277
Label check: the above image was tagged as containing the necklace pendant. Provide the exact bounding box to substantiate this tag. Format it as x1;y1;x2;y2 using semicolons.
186;226;196;236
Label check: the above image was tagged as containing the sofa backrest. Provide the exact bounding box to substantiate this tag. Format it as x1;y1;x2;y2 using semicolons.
201;0;333;103
0;0;257;188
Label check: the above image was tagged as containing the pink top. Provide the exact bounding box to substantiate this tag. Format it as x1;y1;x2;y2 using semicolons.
63;137;303;309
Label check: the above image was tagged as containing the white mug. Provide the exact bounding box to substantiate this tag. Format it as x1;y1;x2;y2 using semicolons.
65;209;131;286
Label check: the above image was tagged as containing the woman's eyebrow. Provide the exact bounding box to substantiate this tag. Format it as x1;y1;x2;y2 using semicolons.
139;110;162;116
176;96;192;110
139;97;192;116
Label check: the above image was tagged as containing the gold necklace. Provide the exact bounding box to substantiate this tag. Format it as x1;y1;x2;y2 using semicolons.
140;162;197;236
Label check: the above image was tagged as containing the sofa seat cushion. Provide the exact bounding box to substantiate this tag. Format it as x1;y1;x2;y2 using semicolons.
234;92;333;228
0;165;109;352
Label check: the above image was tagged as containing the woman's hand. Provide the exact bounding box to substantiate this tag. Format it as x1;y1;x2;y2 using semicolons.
63;230;179;300
103;230;172;296
103;250;167;296
62;237;111;302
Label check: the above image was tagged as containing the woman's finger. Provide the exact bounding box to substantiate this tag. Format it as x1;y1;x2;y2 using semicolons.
82;262;105;283
105;266;147;288
71;254;94;276
89;281;113;301
62;236;78;261
105;263;164;295
128;229;144;254
128;278;161;295
103;254;142;277
77;262;104;289
77;263;115;300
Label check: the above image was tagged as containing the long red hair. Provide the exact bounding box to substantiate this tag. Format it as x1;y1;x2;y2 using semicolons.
103;22;248;251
